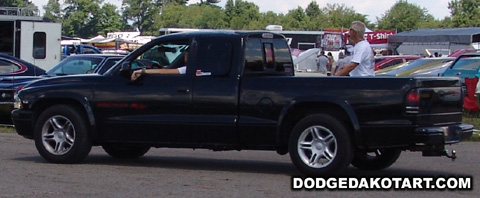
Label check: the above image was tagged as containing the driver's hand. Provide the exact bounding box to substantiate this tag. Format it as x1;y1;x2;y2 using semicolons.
131;69;145;81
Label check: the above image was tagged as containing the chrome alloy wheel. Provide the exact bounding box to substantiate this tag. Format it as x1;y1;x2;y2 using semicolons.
297;125;337;168
41;115;76;155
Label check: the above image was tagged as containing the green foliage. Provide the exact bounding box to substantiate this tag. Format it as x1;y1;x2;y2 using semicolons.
90;3;123;36
377;0;439;31
22;0;479;37
448;0;480;27
322;3;372;29
43;0;61;22
463;115;480;141
1;0;35;7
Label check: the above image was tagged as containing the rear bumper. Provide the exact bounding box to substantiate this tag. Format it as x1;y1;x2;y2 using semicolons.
414;123;474;145
11;108;34;139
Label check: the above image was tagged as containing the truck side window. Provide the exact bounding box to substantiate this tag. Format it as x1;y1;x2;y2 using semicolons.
273;39;294;75
244;38;264;73
244;38;293;76
136;40;189;70
196;39;232;76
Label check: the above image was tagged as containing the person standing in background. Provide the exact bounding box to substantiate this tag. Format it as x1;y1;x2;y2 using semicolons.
335;21;374;77
327;52;336;75
316;50;329;74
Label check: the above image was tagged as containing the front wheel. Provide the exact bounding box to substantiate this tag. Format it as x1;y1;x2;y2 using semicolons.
351;148;401;170
34;105;92;163
289;114;353;176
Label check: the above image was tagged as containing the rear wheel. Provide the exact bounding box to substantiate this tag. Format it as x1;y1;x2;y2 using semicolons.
34;105;92;163
289;114;353;176
351;148;401;170
102;144;150;159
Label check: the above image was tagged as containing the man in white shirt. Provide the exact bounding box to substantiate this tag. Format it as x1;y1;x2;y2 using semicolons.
335;21;374;77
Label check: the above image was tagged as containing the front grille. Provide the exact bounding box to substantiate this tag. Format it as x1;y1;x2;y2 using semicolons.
0;89;14;103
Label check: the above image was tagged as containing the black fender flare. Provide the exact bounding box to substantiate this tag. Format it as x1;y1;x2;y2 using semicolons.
26;91;99;143
277;95;362;147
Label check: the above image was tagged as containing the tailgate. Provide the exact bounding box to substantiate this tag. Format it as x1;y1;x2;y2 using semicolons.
405;77;463;125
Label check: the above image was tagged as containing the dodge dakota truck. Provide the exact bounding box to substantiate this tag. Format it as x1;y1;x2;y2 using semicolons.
12;31;473;175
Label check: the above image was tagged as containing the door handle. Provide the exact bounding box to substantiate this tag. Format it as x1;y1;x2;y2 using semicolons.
177;88;190;93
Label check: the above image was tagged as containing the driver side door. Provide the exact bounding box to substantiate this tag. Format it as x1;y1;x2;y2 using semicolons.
94;39;194;143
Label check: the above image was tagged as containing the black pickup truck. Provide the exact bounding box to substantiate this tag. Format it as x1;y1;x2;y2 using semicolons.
12;31;473;175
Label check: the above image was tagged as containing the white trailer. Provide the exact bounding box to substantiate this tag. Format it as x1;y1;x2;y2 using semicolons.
0;7;61;71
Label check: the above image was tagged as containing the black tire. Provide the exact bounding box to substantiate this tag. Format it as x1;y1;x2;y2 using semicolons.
351;148;402;170
102;144;150;159
34;105;92;163
289;114;353;176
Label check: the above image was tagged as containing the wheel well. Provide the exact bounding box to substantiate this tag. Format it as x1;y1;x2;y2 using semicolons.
278;102;355;151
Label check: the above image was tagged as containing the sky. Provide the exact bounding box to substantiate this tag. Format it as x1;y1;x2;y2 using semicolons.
31;0;451;24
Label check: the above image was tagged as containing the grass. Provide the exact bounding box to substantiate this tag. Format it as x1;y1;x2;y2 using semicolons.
1;116;479;141
462;115;480;141
0;126;16;133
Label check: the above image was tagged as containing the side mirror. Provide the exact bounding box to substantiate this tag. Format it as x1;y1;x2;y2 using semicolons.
120;61;131;72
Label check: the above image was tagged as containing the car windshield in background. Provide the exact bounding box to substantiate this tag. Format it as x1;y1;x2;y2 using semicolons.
451;57;480;71
47;56;104;75
93;58;122;74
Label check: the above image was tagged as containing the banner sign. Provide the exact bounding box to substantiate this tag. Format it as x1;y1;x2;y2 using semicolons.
345;30;396;45
321;33;343;51
365;30;396;44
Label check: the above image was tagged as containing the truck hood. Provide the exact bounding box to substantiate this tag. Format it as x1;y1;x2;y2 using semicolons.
23;74;103;90
0;76;44;89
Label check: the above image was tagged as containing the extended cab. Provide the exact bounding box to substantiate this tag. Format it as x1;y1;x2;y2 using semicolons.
12;31;473;175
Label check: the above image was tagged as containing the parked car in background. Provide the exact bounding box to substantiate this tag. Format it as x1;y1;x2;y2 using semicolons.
0;53;46;124
448;49;479;58
381;57;455;77
0;54;124;125
48;54;124;76
374;55;421;71
61;44;102;60
410;59;455;77
0;53;46;77
376;58;446;76
442;53;480;82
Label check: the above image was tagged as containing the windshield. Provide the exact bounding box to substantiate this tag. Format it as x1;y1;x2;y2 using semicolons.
382;58;439;75
47;56;104;75
451;56;480;71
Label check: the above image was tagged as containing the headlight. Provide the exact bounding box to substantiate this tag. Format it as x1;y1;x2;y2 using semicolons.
13;95;22;109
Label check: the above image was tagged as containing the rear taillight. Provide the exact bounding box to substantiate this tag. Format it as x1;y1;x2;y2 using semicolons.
405;89;420;114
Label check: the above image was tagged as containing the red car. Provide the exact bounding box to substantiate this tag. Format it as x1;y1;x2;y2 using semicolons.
375;55;421;70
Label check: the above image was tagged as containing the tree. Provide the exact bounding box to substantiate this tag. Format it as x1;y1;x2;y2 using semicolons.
322;3;372;29
0;0;35;7
43;0;61;22
88;3;123;36
281;7;308;30
225;0;262;29
305;1;322;18
448;0;480;27
377;0;438;32
121;0;164;34
62;0;102;37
